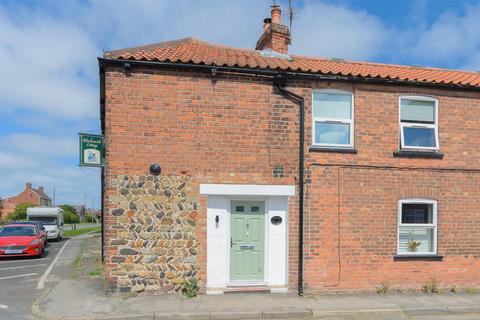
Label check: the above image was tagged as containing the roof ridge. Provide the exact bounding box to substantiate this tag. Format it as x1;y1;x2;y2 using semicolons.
105;37;199;56
289;54;480;76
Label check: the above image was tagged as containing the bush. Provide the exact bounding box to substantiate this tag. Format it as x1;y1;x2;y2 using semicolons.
64;210;80;224
83;214;97;223
8;202;35;221
60;205;80;224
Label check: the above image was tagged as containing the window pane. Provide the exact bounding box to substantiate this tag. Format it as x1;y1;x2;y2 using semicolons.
402;203;432;224
235;206;244;212
399;227;434;253
313;93;352;119
401;99;435;122
403;127;436;147
315;122;350;145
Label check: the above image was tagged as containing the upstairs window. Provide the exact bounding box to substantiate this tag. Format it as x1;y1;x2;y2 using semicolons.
312;90;354;148
399;97;438;150
398;199;437;255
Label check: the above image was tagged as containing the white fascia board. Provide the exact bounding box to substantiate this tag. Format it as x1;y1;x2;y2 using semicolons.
200;184;295;196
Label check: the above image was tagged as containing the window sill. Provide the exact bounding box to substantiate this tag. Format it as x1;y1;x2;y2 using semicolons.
393;150;443;159
394;255;443;261
309;146;357;154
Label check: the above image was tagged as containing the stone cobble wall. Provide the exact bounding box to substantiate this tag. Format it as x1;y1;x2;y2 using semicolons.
107;174;199;293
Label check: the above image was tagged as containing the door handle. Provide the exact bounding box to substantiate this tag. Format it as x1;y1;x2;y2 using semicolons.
230;237;233;248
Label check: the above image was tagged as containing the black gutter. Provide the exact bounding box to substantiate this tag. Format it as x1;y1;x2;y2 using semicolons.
99;59;106;262
274;76;305;296
98;57;480;92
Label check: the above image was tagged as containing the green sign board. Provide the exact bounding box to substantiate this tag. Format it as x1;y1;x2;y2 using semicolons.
79;133;104;167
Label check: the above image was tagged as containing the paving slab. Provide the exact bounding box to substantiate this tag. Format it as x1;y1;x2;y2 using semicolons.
32;236;480;320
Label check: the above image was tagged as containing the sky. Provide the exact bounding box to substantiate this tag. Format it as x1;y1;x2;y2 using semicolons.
1;0;480;208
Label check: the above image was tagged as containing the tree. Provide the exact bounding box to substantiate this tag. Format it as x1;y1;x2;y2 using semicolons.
8;202;35;221
60;205;80;224
0;198;5;225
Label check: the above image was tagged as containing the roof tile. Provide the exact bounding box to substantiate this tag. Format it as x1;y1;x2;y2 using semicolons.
104;38;480;88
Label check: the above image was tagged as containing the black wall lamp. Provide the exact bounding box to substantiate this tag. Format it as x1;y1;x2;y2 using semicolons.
149;163;161;176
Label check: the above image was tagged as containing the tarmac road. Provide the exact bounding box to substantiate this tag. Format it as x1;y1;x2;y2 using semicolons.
0;239;68;320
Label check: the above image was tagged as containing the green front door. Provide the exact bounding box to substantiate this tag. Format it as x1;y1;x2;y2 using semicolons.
230;201;265;282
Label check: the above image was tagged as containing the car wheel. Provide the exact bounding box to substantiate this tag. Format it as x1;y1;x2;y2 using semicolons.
36;248;44;258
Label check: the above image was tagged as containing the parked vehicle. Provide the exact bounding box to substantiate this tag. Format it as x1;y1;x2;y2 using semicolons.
27;207;64;241
11;221;48;245
0;223;45;257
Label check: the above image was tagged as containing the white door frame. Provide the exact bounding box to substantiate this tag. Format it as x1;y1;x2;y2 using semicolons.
201;184;295;293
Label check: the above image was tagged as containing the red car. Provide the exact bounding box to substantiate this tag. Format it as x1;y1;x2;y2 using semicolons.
0;224;45;258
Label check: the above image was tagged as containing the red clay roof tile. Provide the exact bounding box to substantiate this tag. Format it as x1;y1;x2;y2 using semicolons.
104;38;480;88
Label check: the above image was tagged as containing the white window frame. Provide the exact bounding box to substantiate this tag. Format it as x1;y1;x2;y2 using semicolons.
312;89;354;149
399;96;439;151
397;198;438;256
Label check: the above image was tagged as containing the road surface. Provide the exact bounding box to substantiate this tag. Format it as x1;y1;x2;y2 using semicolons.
0;239;70;319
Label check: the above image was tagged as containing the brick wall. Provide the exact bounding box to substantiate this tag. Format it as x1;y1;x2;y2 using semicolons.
103;64;480;293
104;67;301;293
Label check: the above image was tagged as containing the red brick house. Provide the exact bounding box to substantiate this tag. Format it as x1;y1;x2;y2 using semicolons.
100;6;480;295
2;183;52;218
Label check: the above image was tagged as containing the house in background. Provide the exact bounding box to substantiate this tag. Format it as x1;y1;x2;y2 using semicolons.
100;5;480;295
72;205;86;220
1;183;52;218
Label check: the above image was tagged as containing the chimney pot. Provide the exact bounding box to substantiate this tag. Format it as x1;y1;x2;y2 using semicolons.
271;5;281;24
263;18;271;31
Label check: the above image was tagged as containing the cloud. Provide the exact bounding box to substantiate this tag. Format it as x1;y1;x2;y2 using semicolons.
0;9;99;120
0;133;77;159
290;1;387;60
407;2;480;69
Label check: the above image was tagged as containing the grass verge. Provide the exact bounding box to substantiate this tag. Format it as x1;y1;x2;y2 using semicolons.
64;226;101;237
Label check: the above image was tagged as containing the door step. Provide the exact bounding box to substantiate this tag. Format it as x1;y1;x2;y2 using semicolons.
224;286;271;294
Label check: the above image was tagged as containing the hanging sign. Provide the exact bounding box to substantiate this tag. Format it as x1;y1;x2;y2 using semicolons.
79;133;104;167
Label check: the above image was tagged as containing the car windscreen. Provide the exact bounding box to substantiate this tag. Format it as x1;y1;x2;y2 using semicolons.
0;226;37;236
32;217;57;225
26;221;45;229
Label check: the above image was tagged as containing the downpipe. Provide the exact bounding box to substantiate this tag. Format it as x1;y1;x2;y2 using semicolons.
274;76;305;296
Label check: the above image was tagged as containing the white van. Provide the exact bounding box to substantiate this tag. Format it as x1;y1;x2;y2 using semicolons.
27;207;64;241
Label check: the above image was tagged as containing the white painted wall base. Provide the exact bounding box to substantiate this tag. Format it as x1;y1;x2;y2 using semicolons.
201;184;294;294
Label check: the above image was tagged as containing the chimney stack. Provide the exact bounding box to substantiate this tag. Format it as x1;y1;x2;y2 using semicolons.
39;186;44;192
26;182;32;189
255;5;291;54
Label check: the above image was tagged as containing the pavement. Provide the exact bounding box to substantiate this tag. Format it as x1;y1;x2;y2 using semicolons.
30;234;480;320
